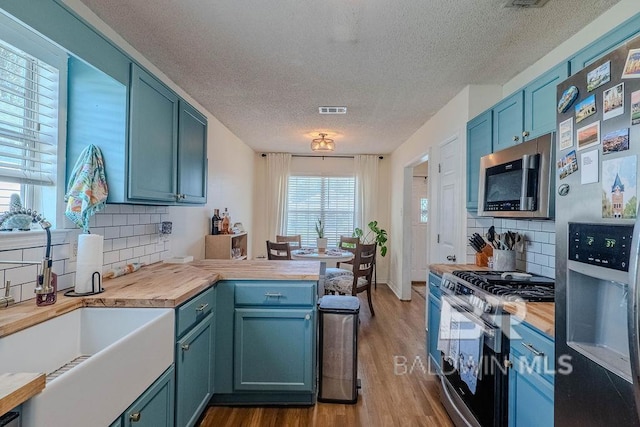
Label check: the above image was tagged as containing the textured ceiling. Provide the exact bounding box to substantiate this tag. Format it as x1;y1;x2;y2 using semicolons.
78;0;621;155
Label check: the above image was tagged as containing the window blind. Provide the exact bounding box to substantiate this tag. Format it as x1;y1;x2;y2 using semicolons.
286;176;355;247
0;39;58;186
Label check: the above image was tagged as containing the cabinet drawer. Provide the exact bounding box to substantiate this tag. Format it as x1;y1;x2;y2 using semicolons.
235;282;315;307
176;287;215;338
428;272;442;300
511;321;554;383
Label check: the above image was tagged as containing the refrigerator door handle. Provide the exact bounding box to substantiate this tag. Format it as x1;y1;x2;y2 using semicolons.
628;215;640;421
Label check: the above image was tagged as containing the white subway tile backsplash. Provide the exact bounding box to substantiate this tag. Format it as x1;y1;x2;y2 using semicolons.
0;204;169;303
467;212;557;279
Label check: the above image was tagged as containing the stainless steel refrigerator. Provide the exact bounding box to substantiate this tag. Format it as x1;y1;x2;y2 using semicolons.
555;35;640;426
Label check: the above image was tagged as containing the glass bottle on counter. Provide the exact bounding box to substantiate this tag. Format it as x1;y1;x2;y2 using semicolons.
211;209;221;235
221;208;230;234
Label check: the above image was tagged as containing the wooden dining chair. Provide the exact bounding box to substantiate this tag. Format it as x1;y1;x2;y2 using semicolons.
325;236;359;281
324;242;376;316
266;240;292;260
276;234;302;250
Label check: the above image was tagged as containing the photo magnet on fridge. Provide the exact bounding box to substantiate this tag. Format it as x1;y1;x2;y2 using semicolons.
622;48;640;79
631;90;640;125
558;150;578;180
602;155;637;219
575;94;597;123
603;83;624;121
559;117;574;150
587;61;611;92
603;128;630;154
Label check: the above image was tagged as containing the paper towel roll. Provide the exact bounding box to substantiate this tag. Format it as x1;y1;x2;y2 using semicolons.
75;234;104;294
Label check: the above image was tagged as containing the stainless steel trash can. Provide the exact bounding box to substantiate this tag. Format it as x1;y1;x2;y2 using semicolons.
318;295;360;403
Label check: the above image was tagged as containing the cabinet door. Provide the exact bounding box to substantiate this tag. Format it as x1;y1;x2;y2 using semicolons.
178;101;207;204
524;62;569;140
570;13;640;73
110;418;123;427
176;313;213;427
129;64;179;203
466;110;492;210
124;365;174;427
493;91;524;151
508;347;554;427
234;308;315;392
427;293;442;374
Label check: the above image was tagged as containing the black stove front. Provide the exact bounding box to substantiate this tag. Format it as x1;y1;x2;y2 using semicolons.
452;270;555;302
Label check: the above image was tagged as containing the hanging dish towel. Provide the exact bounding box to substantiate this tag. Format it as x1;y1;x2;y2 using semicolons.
458;319;484;394
65;144;108;232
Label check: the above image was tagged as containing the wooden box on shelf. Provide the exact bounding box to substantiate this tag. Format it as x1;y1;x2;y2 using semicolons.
205;232;248;260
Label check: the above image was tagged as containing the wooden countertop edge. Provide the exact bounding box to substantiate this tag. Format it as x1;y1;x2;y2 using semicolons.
0;373;45;417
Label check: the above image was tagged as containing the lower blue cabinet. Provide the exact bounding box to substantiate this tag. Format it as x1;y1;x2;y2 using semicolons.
234;308;315;392
176;312;214;427
427;272;442;373
508;321;554;427
123;365;175;427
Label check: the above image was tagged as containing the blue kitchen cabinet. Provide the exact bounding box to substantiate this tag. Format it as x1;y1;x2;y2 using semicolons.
211;280;318;405
123;365;175;427
570;12;640;73
523;62;569;140
466;110;493;211
129;64;179;203
493;91;524;151
175;286;216;427
508;320;554;427
427;272;442;373
177;101;208;204
234;308;315;392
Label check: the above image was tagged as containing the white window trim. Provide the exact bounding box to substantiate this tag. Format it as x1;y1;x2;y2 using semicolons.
0;229;67;251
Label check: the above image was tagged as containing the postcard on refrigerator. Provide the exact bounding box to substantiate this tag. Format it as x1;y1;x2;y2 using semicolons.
580;150;598;185
602;155;637;219
603;83;624;121
558;150;578;180
559;117;574;150
622;48;640;79
632;90;640;125
575;94;596;123
577;121;600;151
603;128;629;154
587;61;610;91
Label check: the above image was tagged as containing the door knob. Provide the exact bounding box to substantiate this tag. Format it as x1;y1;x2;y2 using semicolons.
446;255;456;262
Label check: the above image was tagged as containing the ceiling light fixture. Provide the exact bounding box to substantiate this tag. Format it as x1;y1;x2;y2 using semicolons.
311;133;335;152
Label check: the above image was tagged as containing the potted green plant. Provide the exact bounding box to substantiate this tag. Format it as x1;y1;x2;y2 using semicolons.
354;220;388;256
315;218;327;253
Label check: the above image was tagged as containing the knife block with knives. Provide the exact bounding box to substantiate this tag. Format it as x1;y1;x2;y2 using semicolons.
468;232;493;267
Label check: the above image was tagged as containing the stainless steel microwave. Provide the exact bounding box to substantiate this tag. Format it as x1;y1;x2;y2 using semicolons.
477;133;554;219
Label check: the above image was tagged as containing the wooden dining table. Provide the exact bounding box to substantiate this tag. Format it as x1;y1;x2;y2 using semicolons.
290;248;354;262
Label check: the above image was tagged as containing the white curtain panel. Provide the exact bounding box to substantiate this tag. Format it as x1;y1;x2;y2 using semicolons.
354;154;379;230
266;153;291;239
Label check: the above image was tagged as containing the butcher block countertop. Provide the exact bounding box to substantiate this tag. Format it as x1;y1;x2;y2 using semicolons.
0;259;321;416
0;373;45;417
429;263;555;337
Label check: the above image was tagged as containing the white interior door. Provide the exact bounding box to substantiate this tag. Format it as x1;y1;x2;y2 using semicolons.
435;136;461;263
411;176;428;281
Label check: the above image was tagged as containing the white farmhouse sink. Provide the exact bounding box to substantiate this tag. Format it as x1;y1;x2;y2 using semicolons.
0;307;174;427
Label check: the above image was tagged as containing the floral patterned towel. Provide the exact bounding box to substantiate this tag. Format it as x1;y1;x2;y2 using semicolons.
64;144;108;232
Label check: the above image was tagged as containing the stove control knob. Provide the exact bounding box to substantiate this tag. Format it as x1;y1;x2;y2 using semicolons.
484;303;493;313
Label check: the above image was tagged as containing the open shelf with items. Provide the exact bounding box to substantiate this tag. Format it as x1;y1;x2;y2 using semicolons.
205;232;248;260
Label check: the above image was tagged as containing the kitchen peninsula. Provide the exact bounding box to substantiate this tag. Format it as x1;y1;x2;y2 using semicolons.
0;260;321;426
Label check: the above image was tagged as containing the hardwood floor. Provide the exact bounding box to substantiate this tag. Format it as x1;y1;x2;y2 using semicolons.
199;285;453;427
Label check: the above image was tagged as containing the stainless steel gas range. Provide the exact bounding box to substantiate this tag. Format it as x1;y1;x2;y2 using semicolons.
437;270;555;427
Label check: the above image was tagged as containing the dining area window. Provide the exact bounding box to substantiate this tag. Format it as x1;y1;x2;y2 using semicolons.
286;176;355;247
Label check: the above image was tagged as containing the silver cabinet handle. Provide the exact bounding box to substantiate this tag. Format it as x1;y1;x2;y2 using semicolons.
182;343;190;351
196;303;209;312
521;342;544;357
305;314;311;320
130;412;141;422
264;292;283;298
513;135;520;142
522;131;530;138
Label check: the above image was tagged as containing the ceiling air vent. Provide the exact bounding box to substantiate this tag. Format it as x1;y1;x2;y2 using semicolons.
319;106;347;114
504;0;550;8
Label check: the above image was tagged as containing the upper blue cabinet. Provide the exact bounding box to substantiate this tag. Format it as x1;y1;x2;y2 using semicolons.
466;110;492;210
570;13;640;73
128;65;180;203
178;102;208;204
524;62;569;140
492;91;524;151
